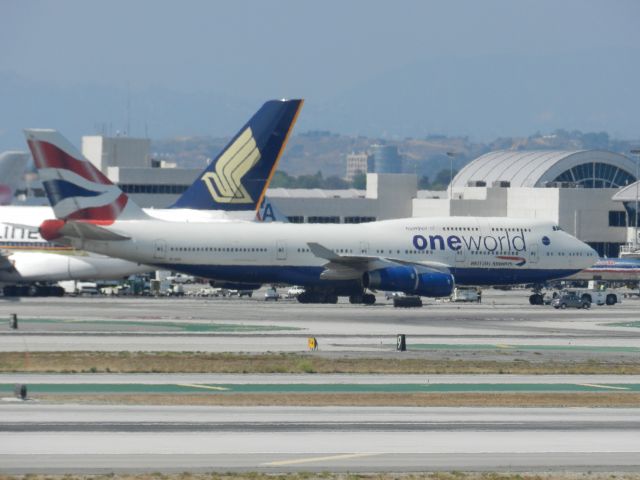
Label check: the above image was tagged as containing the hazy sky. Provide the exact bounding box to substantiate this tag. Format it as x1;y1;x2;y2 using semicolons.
1;0;639;149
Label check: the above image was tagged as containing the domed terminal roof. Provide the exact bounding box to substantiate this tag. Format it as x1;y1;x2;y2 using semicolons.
452;150;637;189
612;180;640;202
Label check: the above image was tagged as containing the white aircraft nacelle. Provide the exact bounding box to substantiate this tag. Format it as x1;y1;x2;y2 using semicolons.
0;251;151;283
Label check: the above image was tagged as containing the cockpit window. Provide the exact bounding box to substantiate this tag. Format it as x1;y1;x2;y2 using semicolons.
552;226;563;231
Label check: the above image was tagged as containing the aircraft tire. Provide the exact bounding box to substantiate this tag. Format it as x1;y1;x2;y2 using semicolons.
363;293;376;305
529;293;543;305
3;286;18;297
324;293;338;304
52;286;65;297
296;292;310;303
349;294;363;304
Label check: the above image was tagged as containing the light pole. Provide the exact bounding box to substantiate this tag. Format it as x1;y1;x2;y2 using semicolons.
631;149;640;250
446;151;456;200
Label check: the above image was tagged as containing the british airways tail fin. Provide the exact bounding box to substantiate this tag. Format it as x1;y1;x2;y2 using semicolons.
0;151;29;205
24;129;147;222
171;99;303;211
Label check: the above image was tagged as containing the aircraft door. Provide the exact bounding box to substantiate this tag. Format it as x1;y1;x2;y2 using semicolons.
455;247;466;263
276;240;287;261
529;243;539;264
359;241;370;255
153;239;167;260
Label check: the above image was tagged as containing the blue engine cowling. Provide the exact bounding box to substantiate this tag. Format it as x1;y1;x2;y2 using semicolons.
363;266;454;297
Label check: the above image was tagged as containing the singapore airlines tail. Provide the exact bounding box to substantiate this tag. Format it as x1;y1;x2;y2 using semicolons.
171;99;303;212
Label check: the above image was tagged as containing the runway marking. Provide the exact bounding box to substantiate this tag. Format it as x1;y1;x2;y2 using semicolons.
578;383;630;391
262;452;381;466
495;344;514;349
176;383;229;391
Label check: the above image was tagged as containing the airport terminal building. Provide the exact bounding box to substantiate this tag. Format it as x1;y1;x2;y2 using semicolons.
269;150;638;257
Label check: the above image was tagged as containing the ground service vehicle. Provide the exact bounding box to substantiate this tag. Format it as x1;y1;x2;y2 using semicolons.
551;292;590;309
264;288;280;301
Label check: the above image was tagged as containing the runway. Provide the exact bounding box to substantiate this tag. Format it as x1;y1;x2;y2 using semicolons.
2;292;640;363
1;405;639;473
1;292;639;473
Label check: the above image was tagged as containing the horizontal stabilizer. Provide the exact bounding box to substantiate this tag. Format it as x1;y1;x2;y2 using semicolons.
61;221;131;241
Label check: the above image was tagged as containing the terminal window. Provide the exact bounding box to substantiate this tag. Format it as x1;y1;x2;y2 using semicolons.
307;216;340;224
608;211;627;227
119;184;188;194
343;216;376;224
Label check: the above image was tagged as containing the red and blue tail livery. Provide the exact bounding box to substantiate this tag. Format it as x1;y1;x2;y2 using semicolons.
25;129;144;223
171;99;303;211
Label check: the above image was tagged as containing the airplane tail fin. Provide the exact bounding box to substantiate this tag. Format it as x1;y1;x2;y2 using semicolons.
0;151;29;205
171;99;303;211
24;129;147;223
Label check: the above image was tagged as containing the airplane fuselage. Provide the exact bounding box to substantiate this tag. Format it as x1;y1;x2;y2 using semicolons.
0;206;250;284
69;216;598;293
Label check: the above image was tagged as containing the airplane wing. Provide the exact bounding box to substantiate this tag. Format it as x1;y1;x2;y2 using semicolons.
307;242;451;280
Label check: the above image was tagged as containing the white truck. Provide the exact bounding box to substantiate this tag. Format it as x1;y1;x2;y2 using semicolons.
568;281;621;306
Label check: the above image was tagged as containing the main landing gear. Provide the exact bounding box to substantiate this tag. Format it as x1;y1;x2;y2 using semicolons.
348;293;376;305
297;290;338;304
296;288;376;305
2;284;65;297
528;284;545;305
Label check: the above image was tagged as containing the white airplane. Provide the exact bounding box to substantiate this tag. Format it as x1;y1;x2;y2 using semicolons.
0;151;29;205
28;128;599;304
1;99;302;296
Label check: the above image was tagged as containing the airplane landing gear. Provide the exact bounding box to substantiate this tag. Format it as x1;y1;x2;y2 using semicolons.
529;293;544;305
363;293;376;305
2;284;65;297
298;290;338;304
348;292;376;305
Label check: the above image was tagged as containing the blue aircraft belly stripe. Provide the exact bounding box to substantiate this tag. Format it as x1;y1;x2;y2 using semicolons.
156;264;582;288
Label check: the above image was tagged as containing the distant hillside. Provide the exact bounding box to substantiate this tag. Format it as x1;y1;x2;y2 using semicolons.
151;129;639;180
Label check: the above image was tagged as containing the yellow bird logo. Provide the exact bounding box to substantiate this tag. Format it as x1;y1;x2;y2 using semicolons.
201;127;261;203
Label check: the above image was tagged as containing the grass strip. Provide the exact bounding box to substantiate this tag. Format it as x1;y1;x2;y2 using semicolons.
35;392;640;408
2;352;640;374
3;473;640;480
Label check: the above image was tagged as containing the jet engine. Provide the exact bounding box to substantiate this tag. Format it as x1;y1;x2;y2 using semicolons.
363;265;454;297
